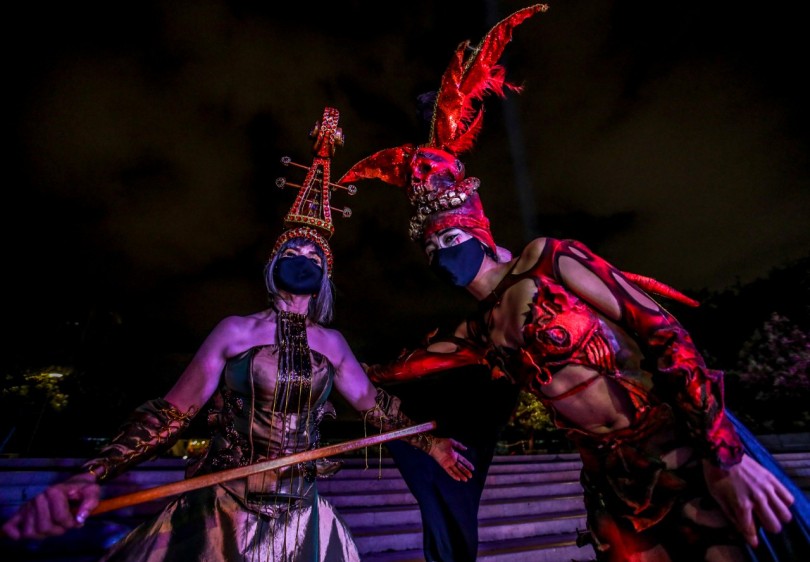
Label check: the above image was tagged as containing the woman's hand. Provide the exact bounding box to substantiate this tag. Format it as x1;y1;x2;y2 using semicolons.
1;472;101;540
703;454;794;548
429;436;474;482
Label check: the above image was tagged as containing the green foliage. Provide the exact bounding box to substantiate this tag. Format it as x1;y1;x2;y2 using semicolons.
727;312;810;433
737;312;810;394
2;366;72;412
508;390;553;433
1;366;74;455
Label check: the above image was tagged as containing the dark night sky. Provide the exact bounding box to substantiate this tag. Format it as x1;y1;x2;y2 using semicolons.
4;1;809;420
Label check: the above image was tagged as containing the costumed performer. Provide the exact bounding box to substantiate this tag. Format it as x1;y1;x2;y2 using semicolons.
338;5;809;561
1;107;473;562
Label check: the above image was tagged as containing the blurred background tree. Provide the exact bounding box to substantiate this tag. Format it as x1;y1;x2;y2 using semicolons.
1;366;72;455
726;312;810;434
505;390;555;453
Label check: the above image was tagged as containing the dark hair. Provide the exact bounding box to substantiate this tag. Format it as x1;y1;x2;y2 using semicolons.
264;238;334;325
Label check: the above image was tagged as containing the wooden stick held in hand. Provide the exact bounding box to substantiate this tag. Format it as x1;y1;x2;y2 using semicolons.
91;421;436;516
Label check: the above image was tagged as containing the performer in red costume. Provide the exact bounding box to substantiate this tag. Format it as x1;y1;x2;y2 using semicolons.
340;4;808;561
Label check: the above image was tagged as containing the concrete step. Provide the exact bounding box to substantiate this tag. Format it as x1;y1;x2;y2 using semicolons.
336;494;586;528
351;510;589;554
476;534;595;562
322;477;583;507
363;533;595;562
317;468;583;492
330;455;585;476
481;480;584;501
772;451;810;460
2;449;809;562
478;494;586;519
479;512;588;543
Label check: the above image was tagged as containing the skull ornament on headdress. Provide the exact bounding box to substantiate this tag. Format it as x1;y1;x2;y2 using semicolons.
274;106;356;276
338;4;548;256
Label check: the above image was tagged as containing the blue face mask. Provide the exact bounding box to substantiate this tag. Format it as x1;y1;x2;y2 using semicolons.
430;238;485;287
273;255;323;295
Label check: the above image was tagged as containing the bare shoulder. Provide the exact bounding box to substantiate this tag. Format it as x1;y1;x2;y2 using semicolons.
309;324;357;366
204;311;274;358
310;324;349;350
212;314;259;336
513;237;550;274
524;237;550;256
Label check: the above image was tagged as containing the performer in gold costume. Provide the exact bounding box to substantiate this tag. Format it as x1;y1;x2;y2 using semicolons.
1;107;473;561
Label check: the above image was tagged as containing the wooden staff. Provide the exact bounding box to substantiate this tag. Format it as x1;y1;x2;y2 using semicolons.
91;421;436;516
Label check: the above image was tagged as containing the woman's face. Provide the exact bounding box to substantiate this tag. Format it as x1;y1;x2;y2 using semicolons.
423;228;472;264
280;241;323;270
271;240;326;296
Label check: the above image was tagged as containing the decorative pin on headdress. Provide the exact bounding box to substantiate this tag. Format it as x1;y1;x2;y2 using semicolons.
273;106;356;275
338;4;548;255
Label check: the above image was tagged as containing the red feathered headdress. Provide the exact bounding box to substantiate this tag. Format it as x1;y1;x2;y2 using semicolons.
339;4;548;253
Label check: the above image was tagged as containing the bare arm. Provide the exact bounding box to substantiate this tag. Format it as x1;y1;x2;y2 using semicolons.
324;328;475;481
2;316;243;541
163;315;246;412
326;329;379;411
702;454;794;547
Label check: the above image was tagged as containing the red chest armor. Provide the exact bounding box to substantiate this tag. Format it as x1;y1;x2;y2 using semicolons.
512;277;617;396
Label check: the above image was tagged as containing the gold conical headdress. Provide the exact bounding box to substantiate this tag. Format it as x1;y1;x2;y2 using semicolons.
273;106;356;275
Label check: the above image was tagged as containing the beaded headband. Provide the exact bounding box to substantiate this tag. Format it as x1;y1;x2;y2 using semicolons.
273;106;356;275
338;4;548;253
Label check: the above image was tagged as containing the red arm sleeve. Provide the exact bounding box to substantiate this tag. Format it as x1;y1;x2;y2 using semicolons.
552;239;743;468
366;333;489;384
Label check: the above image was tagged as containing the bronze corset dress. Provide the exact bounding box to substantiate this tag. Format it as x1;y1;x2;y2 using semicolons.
100;345;360;562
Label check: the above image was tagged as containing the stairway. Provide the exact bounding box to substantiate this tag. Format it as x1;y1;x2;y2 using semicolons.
318;453;595;562
1;450;809;561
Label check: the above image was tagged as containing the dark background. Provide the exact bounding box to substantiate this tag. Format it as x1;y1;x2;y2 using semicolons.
3;1;808;454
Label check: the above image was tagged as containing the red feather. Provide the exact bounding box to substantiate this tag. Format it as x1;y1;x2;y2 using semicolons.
431;4;547;153
338;145;416;188
446;110;484;155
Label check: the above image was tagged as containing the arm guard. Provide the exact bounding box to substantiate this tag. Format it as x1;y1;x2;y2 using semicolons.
360;387;434;454
82;398;196;482
553;239;743;468
366;334;488;384
639;318;743;468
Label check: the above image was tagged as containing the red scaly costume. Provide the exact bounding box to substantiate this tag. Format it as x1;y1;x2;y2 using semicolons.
340;4;750;559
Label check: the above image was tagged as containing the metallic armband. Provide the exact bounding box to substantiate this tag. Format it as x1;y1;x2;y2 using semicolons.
82;398;197;482
360;387;434;454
